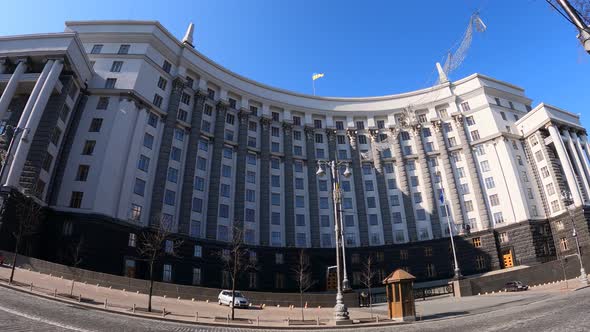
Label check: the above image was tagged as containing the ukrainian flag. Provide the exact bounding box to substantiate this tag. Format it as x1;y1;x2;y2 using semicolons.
312;73;325;81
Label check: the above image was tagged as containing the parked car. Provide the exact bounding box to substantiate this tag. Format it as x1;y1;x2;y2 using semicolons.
504;281;529;292
218;290;250;308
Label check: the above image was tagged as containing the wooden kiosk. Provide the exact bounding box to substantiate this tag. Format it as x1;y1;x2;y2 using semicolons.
382;269;416;321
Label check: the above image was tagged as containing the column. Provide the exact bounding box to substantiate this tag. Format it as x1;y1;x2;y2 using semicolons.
6;59;63;188
283;123;295;247
454;114;491;228
0;59;27;120
0;58;8;74
369;130;393;244
566;130;590;201
305;127;321;247
231;110;249;235
205;102;228;240
412;125;442;238
573;132;590;187
390;128;417;242
116;104;147;219
431;120;464;229
259;117;271;245
178;92;205;234
348;129;369;246
547;124;583;206
148;78;183;226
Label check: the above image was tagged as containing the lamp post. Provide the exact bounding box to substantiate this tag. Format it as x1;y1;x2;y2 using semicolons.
561;190;588;285
316;158;352;323
439;188;461;279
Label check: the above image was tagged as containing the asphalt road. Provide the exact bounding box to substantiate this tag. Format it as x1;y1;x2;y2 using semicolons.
0;285;589;332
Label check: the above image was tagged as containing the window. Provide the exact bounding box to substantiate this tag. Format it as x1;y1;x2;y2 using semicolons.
365;180;374;191
560;237;568;251
245;209;255;222
135;156;151;174
410;176;419;187
272;158;281;169
418;114;428;123
96;97;110;110
314;119;322;129
271;175;281;188
215;163;229;177
88;118;103;132
90;44;103;54
105;78;117;89
413;192;423;203
316;148;325;158
139;134;153;151
130;204;141;221
485;177;495;189
358;135;367;144
480;160;491;172
338;149;348;159
42;153;53;171
475;256;486;270
551;200;560;212
356;121;364;130
272;193;281;206
128;233;137;247
448;137;457;147
315;133;324;143
170;147;181;161
271;232;282;246
296;195;305;208
546;182;556;196
146;113;158;128
416;209;426;221
367;197;376;208
499;232;509;244
162;60;172;73
460;102;470;112
192;197;203;212
466;116;476;126
493;212;504;224
50;127;62;146
164;190;176;206
465;200;474;212
110;61;123;72
118;44;130;54
470;130;480;141
73;165;89;182
132;178;148;199
387;178;397;189
272;142;280;152
162;264;172;282
192;267;201;285
70;191;83;208
540;166;550;178
471;237;482;247
153;94;163;108
489;194;500;206
177;109;188;122
82;140;96;155
336;121;344;130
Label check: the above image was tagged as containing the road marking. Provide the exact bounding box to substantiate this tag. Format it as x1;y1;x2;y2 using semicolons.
0;303;96;332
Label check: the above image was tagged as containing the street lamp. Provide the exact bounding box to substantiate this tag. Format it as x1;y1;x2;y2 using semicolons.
316;158;352;323
439;188;461;279
560;190;588;285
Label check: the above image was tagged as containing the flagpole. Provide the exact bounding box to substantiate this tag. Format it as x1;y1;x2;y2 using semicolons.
313;78;316;96
442;189;461;279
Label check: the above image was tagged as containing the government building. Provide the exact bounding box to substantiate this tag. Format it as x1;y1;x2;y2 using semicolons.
0;20;589;292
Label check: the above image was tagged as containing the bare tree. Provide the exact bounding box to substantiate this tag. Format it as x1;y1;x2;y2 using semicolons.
219;225;255;320
68;237;84;297
137;215;183;312
291;249;315;321
361;255;377;318
9;194;43;284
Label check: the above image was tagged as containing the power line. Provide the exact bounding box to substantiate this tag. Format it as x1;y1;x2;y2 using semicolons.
545;0;577;27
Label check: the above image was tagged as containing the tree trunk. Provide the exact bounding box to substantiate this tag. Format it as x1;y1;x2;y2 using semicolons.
369;287;373;318
148;261;154;312
9;236;20;284
231;277;236;320
300;290;304;321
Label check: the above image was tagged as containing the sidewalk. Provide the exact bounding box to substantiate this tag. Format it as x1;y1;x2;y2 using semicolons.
0;264;581;328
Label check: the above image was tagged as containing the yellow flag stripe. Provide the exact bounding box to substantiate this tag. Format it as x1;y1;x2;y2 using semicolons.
312;73;324;81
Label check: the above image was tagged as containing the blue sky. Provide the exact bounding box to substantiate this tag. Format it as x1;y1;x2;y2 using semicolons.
3;0;589;128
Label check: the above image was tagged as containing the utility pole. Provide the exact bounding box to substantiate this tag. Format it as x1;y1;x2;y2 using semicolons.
555;0;590;53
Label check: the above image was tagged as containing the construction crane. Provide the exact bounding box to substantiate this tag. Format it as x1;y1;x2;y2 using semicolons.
436;12;487;84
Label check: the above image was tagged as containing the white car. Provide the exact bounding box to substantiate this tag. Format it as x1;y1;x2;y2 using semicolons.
218;290;250;308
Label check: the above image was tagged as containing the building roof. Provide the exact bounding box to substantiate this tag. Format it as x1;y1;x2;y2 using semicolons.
382;269;416;284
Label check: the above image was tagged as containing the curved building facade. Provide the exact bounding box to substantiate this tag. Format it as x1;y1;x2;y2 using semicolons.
0;21;589;291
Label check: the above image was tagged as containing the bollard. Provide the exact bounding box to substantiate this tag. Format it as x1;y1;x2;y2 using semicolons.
206;299;209;303
192;298;195;302
78;294;81;303
317;316;320;326
226;314;229;325
104;298;108;309
177;296;181;300
376;315;379;323
195;312;198;322
162;308;166;317
122;289;125;292
257;316;260;326
133;303;136;313
287;317;290;326
54;289;57;297
30;283;33;291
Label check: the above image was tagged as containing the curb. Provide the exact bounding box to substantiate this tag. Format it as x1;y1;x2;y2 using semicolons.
0;281;403;330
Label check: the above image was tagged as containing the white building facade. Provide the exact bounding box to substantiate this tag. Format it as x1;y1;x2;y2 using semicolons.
0;20;588;290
